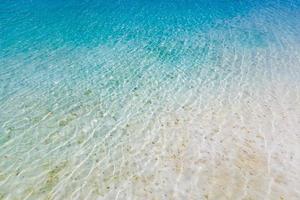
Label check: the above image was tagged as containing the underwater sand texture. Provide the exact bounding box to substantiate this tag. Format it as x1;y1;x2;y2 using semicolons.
1;0;300;199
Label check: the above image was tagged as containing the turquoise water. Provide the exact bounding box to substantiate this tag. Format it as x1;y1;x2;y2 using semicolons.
1;1;300;199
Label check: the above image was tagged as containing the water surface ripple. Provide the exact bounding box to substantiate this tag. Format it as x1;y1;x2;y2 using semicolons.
1;0;300;199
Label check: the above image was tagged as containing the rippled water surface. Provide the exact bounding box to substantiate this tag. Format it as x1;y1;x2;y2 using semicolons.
1;0;300;199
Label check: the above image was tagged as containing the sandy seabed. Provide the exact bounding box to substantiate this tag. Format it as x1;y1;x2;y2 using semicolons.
1;1;300;200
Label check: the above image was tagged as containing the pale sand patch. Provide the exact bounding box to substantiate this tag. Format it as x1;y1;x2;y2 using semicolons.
75;82;299;200
0;82;299;200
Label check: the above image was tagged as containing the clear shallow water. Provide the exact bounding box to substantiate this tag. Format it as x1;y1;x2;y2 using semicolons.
1;0;300;199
